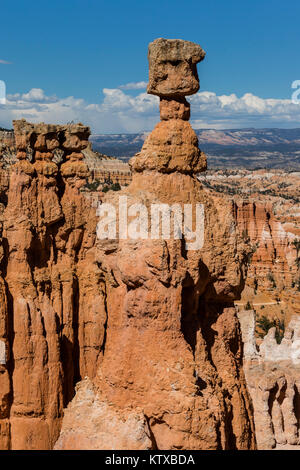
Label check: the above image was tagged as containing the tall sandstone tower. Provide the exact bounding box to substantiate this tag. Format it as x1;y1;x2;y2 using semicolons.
55;39;256;450
0;121;105;449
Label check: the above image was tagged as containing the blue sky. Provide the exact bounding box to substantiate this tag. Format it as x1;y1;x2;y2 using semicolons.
0;0;300;132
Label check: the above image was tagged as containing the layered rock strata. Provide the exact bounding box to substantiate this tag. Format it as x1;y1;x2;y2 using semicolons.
55;39;256;450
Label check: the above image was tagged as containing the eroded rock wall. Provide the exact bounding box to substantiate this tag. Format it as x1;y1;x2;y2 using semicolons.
0;38;258;451
55;38;256;450
238;309;300;449
0;119;106;449
236;200;299;320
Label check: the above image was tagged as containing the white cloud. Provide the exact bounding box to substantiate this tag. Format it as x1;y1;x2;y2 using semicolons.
9;88;58;103
0;87;300;133
189;91;300;129
119;81;148;90
0;59;11;65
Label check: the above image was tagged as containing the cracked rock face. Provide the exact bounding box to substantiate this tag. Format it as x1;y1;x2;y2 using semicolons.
55;39;256;450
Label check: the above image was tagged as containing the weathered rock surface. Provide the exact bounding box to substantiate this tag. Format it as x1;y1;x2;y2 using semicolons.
0;128;133;190
199;169;300;331
0;130;15;168
55;39;256;450
130;120;207;174
0;119;105;449
236;200;297;298
0;38;259;451
238;309;300;449
147;38;205;97
55;377;153;450
130;39;206;176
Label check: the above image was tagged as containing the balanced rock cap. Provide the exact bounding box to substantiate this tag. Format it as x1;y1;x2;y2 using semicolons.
147;38;205;98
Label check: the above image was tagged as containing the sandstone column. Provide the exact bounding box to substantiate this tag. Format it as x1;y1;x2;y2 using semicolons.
1;119;106;449
55;39;256;450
